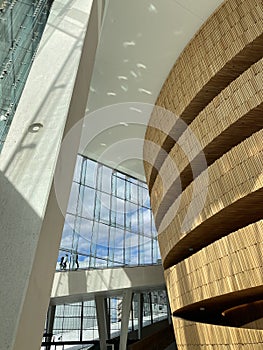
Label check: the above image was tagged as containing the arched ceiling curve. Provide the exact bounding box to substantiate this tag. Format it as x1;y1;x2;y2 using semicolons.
81;0;224;181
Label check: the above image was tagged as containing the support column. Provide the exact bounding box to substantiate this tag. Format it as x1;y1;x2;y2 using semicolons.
95;295;108;350
119;290;132;350
149;292;153;324
138;293;144;340
105;298;111;340
0;1;101;349
80;302;84;342
46;305;56;349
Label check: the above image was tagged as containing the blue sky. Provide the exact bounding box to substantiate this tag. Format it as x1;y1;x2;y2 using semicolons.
59;156;159;267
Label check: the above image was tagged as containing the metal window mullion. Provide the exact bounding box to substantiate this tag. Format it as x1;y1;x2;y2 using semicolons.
111;174;117;266
88;162;100;268
149;292;153;324
106;168;114;267
131;293;134;332
80;302;84;342
71;158;86;264
93;164;103;265
123;176;127;265
137;182;140;265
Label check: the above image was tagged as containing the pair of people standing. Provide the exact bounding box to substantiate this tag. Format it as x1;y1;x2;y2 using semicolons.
59;254;69;270
59;253;79;270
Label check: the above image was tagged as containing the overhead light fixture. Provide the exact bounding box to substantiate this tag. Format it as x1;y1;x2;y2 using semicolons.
28;123;43;133
118;76;127;80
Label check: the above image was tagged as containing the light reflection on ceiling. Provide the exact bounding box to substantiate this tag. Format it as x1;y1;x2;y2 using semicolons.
81;0;224;181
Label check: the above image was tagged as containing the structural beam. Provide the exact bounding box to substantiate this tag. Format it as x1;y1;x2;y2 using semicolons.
45;305;56;349
51;265;165;304
138;293;143;340
95;296;108;350
119;290;132;350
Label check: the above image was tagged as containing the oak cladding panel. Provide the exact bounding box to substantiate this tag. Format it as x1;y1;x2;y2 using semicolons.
143;0;263;348
144;0;263;192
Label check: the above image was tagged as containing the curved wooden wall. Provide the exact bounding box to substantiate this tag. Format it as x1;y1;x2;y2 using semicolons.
159;129;263;267
143;0;263;348
151;58;263;225
173;318;263;349
144;0;263;190
165;220;263;310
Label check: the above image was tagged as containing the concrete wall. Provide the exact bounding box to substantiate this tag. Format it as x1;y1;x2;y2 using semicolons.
0;0;102;349
51;265;165;304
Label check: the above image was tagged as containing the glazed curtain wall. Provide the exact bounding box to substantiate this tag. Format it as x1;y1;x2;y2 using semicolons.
58;155;160;269
0;0;53;151
42;290;168;345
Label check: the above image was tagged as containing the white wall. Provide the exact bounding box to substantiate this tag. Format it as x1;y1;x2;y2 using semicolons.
0;1;102;349
51;265;165;304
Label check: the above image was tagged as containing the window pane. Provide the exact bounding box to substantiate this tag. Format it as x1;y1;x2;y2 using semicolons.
81;186;95;219
116;177;125;199
73;155;82;182
67;182;79;215
85;159;97;187
58;155;160;269
101;166;112;193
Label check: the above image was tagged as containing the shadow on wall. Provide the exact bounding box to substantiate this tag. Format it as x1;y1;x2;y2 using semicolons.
51;265;165;304
51;267;129;304
0;171;61;349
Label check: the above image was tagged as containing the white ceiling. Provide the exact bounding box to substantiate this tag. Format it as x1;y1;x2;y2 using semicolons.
81;0;224;181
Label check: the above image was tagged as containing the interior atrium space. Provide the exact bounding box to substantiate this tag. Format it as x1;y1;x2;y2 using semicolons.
0;0;262;350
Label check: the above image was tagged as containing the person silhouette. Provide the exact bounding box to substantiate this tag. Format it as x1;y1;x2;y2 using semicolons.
59;256;64;270
75;254;79;270
63;254;68;270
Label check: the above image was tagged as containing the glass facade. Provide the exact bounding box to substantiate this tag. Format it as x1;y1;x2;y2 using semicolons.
58;155;160;270
52;301;98;343
43;156;168;349
42;290;168;348
0;0;53;151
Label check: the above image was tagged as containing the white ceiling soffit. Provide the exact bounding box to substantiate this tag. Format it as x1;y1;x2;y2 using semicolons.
81;0;224;181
